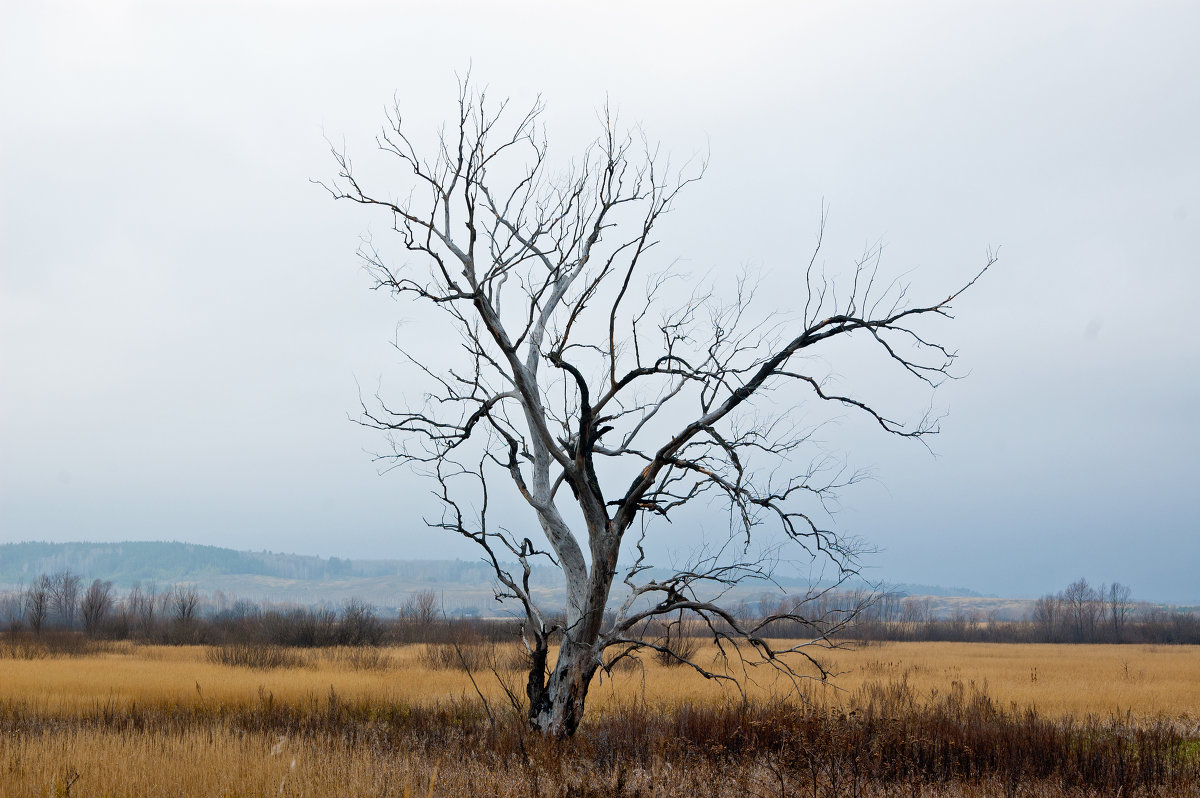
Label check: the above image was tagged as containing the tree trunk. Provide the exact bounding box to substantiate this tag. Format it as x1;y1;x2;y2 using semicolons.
526;547;614;737
527;639;600;737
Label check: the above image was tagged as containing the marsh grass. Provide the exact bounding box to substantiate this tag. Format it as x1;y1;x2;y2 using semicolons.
206;643;308;670
4;641;1200;795
2;676;1198;796
5;641;1200;720
321;645;394;671
419;637;529;672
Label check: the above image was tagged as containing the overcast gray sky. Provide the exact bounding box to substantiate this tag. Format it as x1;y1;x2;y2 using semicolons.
2;1;1197;601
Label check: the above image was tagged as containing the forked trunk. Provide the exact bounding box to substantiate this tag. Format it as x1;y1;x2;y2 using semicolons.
524;518;617;737
527;641;600;737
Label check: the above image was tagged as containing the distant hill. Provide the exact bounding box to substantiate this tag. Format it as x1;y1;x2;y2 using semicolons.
0;541;566;612
0;541;995;615
884;582;993;599
0;540;567;585
2;541;276;584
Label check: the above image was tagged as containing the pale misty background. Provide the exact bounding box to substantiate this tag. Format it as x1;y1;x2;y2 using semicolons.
1;2;1196;601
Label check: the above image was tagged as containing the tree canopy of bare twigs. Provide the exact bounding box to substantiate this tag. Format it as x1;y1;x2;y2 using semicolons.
320;80;993;737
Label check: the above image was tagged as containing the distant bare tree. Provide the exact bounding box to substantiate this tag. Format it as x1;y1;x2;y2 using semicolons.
1032;593;1063;641
127;583;158;639
48;570;82;629
0;591;23;628
171;585;201;624
1105;582;1133;642
901;597;933;629
1063;578;1100;642
404;589;439;627
323;80;992;736
81;579;114;637
24;575;51;635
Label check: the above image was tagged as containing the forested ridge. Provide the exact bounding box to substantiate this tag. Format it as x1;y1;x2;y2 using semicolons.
0;541;554;588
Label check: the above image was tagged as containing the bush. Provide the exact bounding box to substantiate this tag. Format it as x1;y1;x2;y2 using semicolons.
337;599;383;646
651;615;701;667
206;644;307;670
322;646;393;671
420;638;528;672
0;629;98;659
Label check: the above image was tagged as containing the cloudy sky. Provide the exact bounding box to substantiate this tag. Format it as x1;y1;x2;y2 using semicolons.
2;1;1197;601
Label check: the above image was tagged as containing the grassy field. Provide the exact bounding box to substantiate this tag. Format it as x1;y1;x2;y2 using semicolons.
3;638;1200;796
823;641;1200;719
3;640;1198;718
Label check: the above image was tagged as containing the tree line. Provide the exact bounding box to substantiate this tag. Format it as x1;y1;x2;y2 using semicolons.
3;571;1197;647
0;572;538;649
845;578;1200;644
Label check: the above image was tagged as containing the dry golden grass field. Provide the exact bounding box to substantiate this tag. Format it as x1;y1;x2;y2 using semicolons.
3;639;1200;796
2;640;1197;718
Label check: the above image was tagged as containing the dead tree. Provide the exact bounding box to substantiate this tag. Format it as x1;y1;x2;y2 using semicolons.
322;81;993;737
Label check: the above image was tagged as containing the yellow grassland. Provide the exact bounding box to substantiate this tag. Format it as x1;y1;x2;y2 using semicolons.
820;641;1200;720
3;728;440;798
1;640;1197;720
0;726;1044;798
4;641;1200;796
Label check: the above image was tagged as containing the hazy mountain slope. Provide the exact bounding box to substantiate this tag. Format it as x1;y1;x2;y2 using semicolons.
0;541;996;614
0;541;564;611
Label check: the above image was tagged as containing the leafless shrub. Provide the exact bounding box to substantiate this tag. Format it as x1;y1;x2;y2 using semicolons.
0;630;101;659
323;646;393;671
337;599;383;646
651;613;702;667
420;635;528;673
495;641;532;672
207;644;307;670
602;650;641;673
420;642;494;672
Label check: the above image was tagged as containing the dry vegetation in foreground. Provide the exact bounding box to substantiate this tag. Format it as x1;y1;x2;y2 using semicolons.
2;637;1200;796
